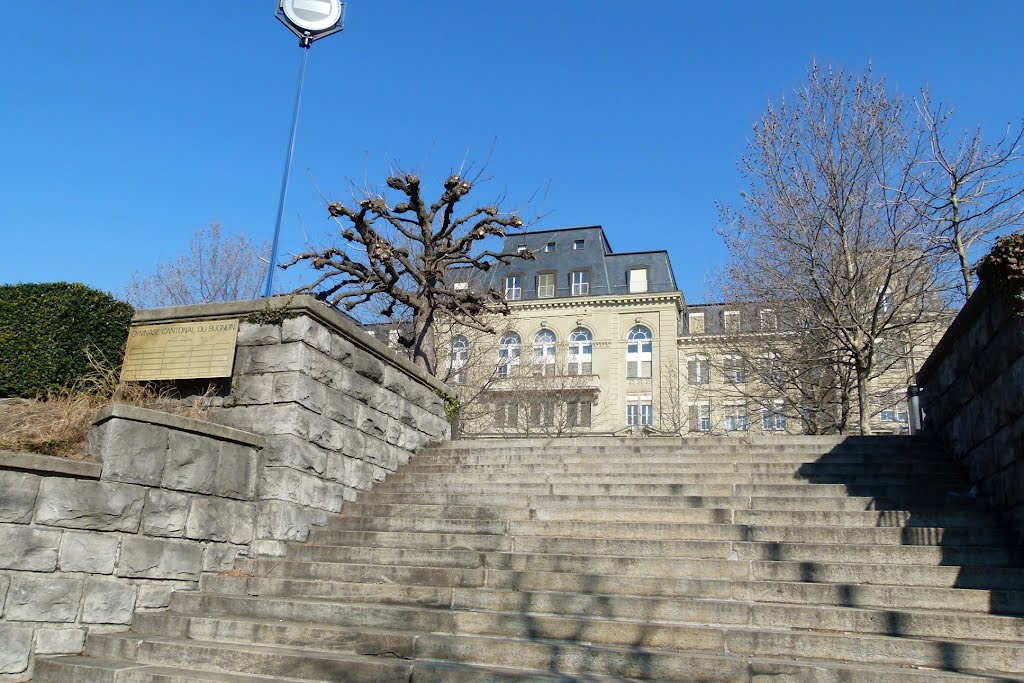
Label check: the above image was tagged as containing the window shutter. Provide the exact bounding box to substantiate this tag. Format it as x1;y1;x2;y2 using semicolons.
642;361;652;378
568;364;578;376
627;361;637;379
509;404;518;427
688;405;699;432
582;401;592;427
566;402;577;426
495;404;504;426
583;361;592;374
701;363;710;384
688;361;697;384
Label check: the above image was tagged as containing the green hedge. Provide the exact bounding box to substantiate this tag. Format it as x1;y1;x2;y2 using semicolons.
0;283;134;398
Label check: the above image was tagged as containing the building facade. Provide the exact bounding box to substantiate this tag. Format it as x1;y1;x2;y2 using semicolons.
374;225;939;436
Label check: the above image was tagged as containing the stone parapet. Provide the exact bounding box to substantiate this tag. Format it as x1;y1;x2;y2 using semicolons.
918;283;1024;539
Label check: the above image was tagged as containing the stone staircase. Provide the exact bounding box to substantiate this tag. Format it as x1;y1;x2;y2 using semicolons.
36;436;1024;682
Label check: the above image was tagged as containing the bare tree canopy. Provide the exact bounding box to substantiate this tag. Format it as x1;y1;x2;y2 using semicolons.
717;63;945;435
125;224;269;309
283;170;532;374
917;91;1024;300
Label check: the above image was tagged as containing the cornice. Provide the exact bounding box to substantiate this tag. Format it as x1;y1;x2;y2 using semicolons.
509;291;683;312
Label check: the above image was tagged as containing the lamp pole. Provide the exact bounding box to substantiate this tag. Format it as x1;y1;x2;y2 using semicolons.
263;0;346;298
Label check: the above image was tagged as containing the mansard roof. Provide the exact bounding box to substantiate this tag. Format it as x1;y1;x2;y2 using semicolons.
481;225;680;300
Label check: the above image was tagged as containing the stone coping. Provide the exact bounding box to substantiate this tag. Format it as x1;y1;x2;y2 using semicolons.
91;403;265;448
916;283;994;387
0;449;101;478
131;296;449;393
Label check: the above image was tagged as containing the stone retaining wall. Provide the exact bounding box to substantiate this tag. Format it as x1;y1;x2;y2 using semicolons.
0;406;262;681
0;297;451;680
917;282;1024;539
134;298;453;556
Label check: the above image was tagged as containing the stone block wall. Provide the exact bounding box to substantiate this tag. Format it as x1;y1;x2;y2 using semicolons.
1;298;451;679
918;283;1024;538
132;298;452;556
0;405;262;681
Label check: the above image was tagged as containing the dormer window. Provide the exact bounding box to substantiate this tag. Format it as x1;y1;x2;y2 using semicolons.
573;239;585;250
688;312;705;335
724;310;740;333
628;268;648;293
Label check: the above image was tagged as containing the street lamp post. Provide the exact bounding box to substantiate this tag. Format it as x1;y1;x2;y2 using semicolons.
263;0;347;299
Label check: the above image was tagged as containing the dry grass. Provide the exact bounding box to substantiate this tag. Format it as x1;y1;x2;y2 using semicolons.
0;348;217;460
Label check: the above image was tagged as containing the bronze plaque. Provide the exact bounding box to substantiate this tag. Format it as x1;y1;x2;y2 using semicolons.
120;319;240;382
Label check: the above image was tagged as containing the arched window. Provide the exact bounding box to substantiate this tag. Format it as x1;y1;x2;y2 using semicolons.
533;329;557;377
497;332;521;378
449;336;469;384
567;328;593;375
626;326;653;378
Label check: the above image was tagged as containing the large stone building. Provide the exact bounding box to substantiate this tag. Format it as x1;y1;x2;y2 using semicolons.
375;225;940;436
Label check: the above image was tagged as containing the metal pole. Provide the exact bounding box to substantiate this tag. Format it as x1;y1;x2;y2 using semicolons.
263;43;311;298
907;384;923;435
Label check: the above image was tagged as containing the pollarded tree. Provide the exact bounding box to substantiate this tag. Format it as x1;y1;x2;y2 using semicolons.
718;63;946;435
282;171;532;374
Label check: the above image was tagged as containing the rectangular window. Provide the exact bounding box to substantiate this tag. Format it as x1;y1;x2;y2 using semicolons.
688;312;705;335
453;282;468;291
760;309;777;331
504;276;522;301
495;403;518;428
626;395;653;427
387;329;399;349
628;268;649;293
516;245;528;254
724;310;740;333
537;273;555;298
567;400;593;428
688;403;711;432
530;402;555;427
544;242;556;252
687;357;710;385
571;270;589;296
762;402;788;432
724;403;748;432
724;356;747;383
573;239;585;250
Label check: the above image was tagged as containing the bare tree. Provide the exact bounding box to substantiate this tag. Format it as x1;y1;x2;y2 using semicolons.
717;63;945;435
125;224;269;309
283;171;532;374
917;91;1024;300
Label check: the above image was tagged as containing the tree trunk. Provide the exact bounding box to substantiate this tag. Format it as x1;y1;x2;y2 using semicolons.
855;366;872;436
412;308;436;375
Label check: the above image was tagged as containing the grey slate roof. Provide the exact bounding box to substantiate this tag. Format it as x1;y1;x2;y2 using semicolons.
480;226;680;300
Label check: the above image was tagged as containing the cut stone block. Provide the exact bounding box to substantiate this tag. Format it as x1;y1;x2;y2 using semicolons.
6;575;83;622
0;471;40;524
81;579;136;624
59;530;120;574
0;525;61;571
34;479;145;532
117;537;203;580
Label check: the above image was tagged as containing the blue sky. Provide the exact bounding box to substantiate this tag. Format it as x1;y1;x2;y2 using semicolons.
2;1;1022;304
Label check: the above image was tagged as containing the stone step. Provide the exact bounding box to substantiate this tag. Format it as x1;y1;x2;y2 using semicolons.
207;562;1024;616
33;656;314;683
333;502;997;530
230;556;1024;596
402;461;964;475
160;592;1024;672
284;539;1021;570
378;481;970;497
387;471;969;486
317;520;1009;547
365;491;988;515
